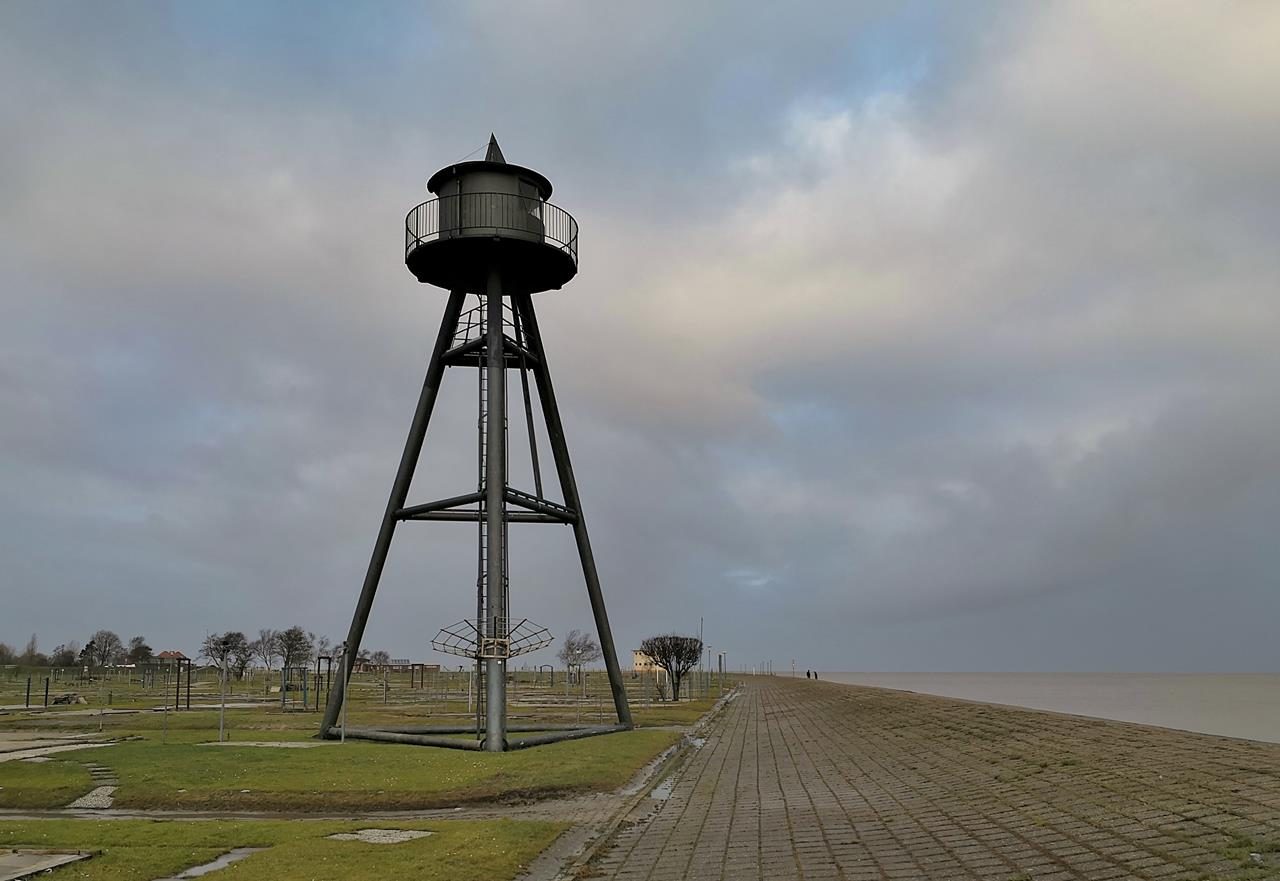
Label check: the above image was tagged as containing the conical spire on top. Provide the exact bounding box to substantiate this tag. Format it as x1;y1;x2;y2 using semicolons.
485;134;506;164
425;131;553;199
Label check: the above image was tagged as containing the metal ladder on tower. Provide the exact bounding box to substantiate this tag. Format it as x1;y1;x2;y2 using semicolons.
475;294;490;732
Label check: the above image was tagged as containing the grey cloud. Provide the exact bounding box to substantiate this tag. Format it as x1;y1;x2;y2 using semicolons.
1;3;1277;671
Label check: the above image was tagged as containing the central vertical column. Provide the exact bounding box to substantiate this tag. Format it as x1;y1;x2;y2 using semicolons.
484;270;508;751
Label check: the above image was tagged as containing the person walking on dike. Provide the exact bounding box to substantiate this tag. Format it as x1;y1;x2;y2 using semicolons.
806;670;811;679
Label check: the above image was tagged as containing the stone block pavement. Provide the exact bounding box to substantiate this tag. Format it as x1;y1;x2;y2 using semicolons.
586;679;1280;880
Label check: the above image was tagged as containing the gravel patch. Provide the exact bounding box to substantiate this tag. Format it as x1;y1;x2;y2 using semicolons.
326;829;434;844
66;785;116;809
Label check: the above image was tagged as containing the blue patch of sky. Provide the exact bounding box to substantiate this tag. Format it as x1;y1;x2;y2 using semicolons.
165;3;431;113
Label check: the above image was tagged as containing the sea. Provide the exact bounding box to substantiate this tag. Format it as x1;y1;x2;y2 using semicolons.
822;672;1280;744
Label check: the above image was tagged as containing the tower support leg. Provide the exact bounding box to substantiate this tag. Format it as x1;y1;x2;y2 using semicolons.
483;273;508;752
514;294;634;729
319;290;466;737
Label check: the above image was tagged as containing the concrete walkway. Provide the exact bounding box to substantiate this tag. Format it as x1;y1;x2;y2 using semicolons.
589;679;1280;880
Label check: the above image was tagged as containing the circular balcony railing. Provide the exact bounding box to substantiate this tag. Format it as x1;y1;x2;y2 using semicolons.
405;192;578;268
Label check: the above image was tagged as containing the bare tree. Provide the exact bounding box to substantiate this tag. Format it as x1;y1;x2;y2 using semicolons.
370;649;391;667
639;634;703;701
201;632;248;679
311;633;332;659
276;626;313;670
88;630;123;667
201;633;233;669
252;629;279;672
556;629;601;676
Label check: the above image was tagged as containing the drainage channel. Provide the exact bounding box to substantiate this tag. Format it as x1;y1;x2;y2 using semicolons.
151;847;267;880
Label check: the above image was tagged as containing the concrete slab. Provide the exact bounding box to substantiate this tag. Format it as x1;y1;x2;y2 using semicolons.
0;849;92;880
0;743;112;763
197;741;327;748
26;709;137;718
0;739;67;754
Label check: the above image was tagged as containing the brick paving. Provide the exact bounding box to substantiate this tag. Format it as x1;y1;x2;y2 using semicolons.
588;679;1280;880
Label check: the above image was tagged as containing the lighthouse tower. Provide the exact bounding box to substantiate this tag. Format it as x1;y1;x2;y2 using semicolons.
319;136;632;752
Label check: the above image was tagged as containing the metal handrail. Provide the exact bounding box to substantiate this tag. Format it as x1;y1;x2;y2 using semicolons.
405;192;578;266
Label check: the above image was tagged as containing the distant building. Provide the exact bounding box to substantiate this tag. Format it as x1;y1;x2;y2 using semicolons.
156;651;188;661
632;650;660;673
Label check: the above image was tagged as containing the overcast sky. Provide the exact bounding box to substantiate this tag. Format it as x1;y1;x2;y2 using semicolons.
2;2;1278;671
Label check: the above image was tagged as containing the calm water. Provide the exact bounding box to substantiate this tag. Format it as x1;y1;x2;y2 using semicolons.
823;672;1280;744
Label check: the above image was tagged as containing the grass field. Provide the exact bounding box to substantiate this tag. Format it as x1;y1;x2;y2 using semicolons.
0;818;564;880
0;669;727;878
0;666;723;811
0;759;93;808
115;729;676;810
0;728;679;810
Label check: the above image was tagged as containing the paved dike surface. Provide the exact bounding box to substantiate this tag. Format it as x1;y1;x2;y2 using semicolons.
588;679;1280;880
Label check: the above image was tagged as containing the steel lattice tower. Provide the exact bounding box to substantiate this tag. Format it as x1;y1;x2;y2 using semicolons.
319;136;632;751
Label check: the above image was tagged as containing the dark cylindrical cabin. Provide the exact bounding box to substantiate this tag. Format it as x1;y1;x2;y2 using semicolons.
405;135;577;295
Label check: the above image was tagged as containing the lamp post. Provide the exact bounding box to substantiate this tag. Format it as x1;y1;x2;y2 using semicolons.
218;635;231;743
338;642;349;744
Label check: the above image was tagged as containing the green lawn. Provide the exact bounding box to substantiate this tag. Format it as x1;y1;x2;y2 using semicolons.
632;697;720;726
0;818;563;881
0;729;679;811
0;671;726;812
0;759;93;808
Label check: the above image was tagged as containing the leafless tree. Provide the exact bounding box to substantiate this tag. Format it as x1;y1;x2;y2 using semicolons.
557;629;601;669
639;634;703;701
252;629;279;672
88;630;123;667
370;649;391;666
201;632;248;680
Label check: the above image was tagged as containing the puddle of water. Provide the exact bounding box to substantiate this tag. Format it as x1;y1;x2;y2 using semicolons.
152;847;267;880
650;777;675;801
